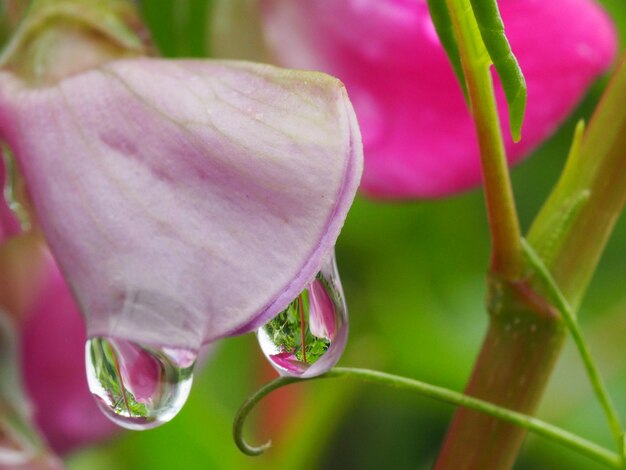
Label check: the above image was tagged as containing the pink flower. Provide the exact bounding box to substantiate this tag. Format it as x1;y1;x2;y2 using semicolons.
0;0;362;357
0;58;362;351
259;0;617;198
21;253;119;454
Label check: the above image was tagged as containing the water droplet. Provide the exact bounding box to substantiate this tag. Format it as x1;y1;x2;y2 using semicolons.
85;337;197;430
257;251;348;378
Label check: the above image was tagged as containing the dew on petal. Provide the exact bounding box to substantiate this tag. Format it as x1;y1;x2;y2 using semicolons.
257;251;348;378
85;337;196;430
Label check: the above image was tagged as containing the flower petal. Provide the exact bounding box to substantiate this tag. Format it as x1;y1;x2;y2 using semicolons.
0;58;362;348
260;0;617;198
21;253;118;453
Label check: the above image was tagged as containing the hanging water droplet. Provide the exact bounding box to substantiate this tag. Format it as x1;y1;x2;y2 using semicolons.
257;250;348;378
85;337;197;430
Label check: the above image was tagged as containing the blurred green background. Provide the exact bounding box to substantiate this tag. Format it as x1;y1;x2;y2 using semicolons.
5;0;626;468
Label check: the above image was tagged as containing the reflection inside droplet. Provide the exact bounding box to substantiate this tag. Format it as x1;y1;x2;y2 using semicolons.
257;250;348;378
85;337;196;430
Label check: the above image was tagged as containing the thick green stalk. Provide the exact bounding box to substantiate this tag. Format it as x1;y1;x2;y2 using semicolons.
522;240;623;451
443;0;523;281
438;41;626;470
523;52;626;461
435;1;565;468
436;279;567;469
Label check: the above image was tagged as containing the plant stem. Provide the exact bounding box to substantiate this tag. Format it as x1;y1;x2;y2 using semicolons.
522;239;624;452
437;51;626;466
298;295;307;364
435;1;558;467
233;368;621;468
528;54;626;309
436;303;566;469
444;0;523;281
519;47;626;468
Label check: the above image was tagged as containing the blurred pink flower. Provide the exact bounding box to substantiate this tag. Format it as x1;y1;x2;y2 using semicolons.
21;253;118;454
260;0;618;198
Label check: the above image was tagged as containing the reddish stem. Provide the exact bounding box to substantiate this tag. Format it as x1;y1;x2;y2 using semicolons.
110;344;132;416
298;295;307;364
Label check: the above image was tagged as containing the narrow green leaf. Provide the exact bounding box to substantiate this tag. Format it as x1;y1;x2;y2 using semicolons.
469;0;527;141
529;189;590;268
426;0;468;101
528;121;588;266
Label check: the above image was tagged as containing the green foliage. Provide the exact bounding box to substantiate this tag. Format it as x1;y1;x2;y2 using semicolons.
469;0;527;141
431;0;527;141
426;0;468;101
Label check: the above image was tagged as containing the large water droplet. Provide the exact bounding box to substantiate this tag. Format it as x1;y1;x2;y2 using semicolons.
85;337;197;430
257;251;348;378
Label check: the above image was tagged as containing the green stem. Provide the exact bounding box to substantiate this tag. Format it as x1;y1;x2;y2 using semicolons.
522;239;624;454
522;54;626;464
445;0;523;280
435;1;548;467
298;295;307;364
436;312;566;469
233;368;620;468
528;54;626;309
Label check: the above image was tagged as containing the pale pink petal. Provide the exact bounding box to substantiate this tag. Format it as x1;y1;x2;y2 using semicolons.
0;58;363;349
269;351;307;375
21;253;118;454
260;0;617;198
308;279;337;341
